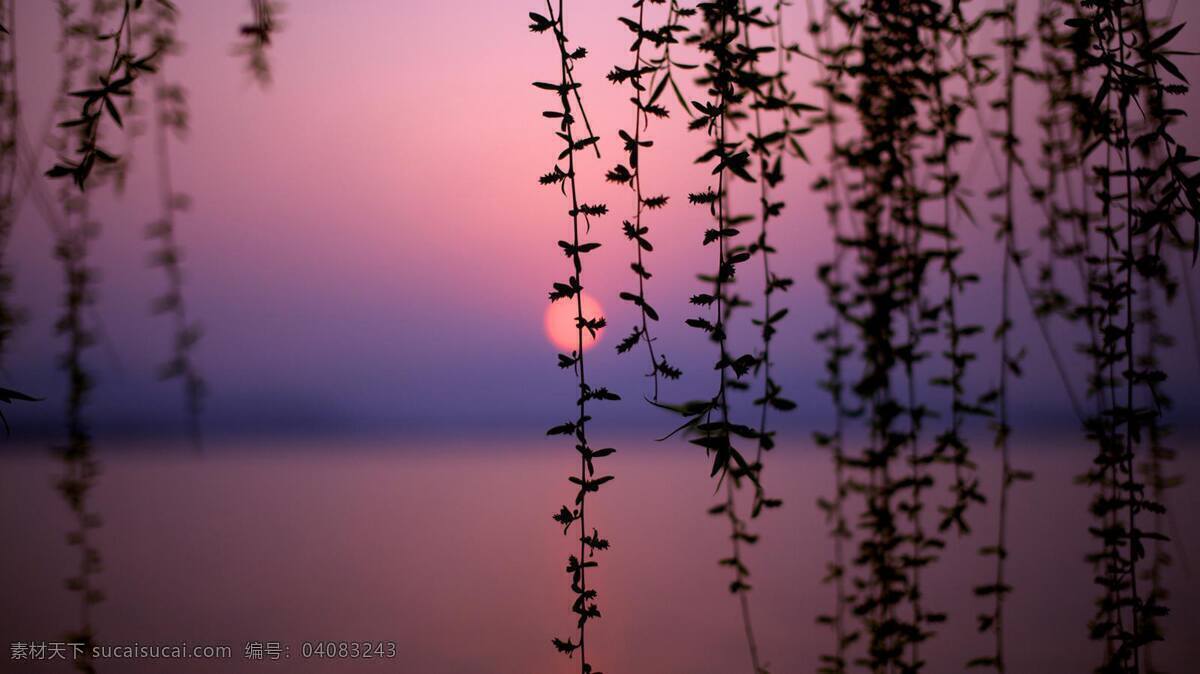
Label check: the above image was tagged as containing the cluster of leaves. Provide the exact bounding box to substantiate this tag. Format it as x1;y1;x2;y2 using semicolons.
532;3;617;672
236;0;280;87
46;0;166;191
607;0;688;398
143;1;205;446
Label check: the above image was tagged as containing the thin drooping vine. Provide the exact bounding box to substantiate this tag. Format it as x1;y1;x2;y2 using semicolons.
1130;6;1187;670
969;3;1031;671
609;0;684;399
809;2;857;669
0;0;16;364
740;0;802;521
0;0;39;428
1134;256;1176;674
532;3;617;672
54;201;102;674
145;2;205;446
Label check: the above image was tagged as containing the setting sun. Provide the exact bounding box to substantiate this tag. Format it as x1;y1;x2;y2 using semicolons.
544;294;604;353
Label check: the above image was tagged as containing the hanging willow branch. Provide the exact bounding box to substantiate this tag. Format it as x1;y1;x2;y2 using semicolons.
0;0;40;429
1134;277;1177;674
1130;5;1187;670
968;2;1030;672
532;3;617;672
740;0;803;524
608;0;684;399
145;1;205;446
667;2;770;671
0;0;16;365
808;2;858;670
48;3;115;670
54;204;102;674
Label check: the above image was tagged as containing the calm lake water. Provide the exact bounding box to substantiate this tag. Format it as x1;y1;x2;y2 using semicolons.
1;435;1196;673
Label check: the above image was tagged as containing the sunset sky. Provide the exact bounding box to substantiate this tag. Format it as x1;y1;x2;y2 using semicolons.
6;0;1200;438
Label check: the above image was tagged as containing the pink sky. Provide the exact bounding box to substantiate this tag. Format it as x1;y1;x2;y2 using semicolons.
5;0;1200;435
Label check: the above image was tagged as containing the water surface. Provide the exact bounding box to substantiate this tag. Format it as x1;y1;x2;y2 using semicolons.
1;436;1196;673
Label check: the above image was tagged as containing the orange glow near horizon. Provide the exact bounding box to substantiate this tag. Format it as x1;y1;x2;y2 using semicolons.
544;294;604;353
